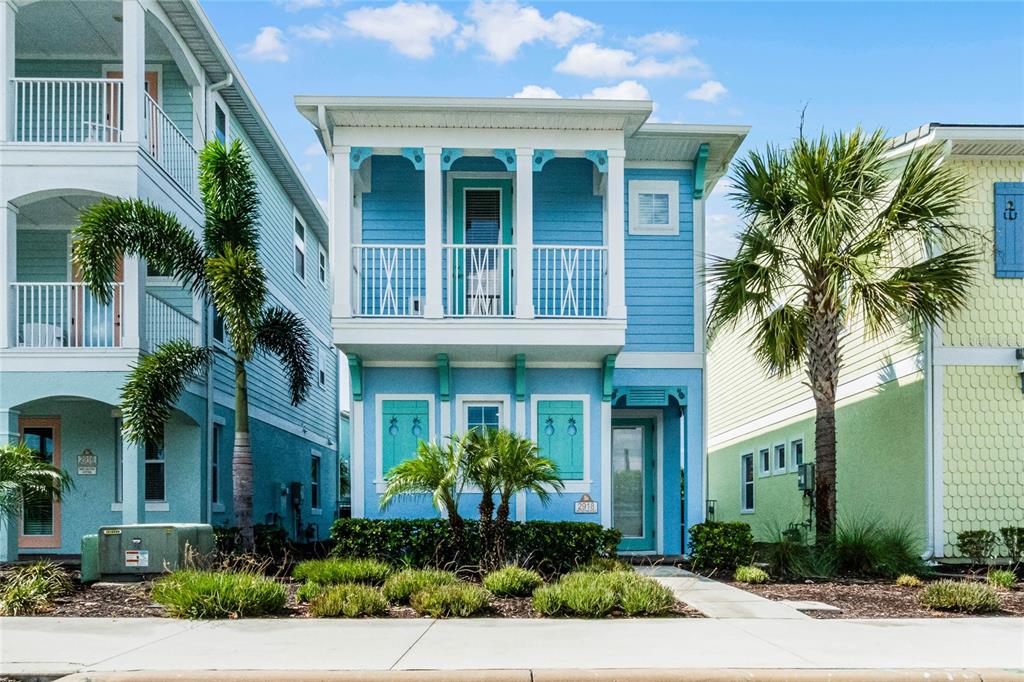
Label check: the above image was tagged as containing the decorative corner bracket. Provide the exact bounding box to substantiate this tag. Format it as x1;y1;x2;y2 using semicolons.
437;353;450;402
401;147;425;170
532;149;555;172
348;355;363;402
441;148;464;171
693;143;710;199
602;355;616;402
515;354;526;402
493;148;516;171
585;149;608;173
350;147;373;170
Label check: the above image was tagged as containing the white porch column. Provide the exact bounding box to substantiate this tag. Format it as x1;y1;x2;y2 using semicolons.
121;434;146;525
122;256;144;349
605;149;627;319
121;0;146;144
332;146;353;318
515;148;535;319
0;409;20;561
0;1;16;143
424;147;443;319
0;203;16;348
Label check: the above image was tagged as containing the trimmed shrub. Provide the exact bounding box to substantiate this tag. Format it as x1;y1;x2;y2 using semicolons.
151;570;287;618
956;530;998;566
293;558;391;586
296;581;327;603
410;583;490;617
760;523;810;579
1000;527;1024;564
895;574;922;588
575;558;632;574
0;561;73;616
382;569;458;604
482;566;543;597
987;569;1016;589
689;522;754;572
532;571;674;618
734;565;769;584
921;580;1000;613
309;583;388;618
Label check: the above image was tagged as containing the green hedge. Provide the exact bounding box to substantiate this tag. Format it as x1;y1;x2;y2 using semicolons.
689;521;754;572
330;518;620;575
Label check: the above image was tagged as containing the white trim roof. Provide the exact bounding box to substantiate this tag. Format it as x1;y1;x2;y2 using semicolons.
887;123;1024;159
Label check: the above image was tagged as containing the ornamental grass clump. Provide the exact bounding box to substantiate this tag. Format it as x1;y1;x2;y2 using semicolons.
575;558;631;574
0;561;73;616
617;575;676;617
734;565;769;584
382;569;458;604
296;581;327;603
309;583;388;618
151;570;286;619
532;570;674;618
987;569;1016;590
482;566;543;598
292;558;391;586
895;574;922;588
920;580;1000;614
410;582;490;618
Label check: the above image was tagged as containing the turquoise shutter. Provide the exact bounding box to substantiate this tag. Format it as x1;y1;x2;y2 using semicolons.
381;400;429;475
536;400;585;480
995;182;1024;278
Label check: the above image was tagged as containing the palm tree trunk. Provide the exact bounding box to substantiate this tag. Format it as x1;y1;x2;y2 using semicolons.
806;302;840;542
232;360;255;550
493;496;512;567
479;493;496;569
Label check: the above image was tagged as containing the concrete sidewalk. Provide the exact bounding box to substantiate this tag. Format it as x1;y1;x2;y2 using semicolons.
635;565;809;618
1;616;1022;679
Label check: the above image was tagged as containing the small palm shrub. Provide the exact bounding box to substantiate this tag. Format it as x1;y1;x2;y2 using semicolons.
895;574;922;588
292;558;391;586
533;571;674;617
410;583;489;617
482;566;543;597
296;581;327;603
151;570;287;619
1000;527;1024;564
382;569;458;604
921;580;1000;614
0;561;73;615
309;584;389;618
734;565;769;584
575;558;631;573
956;530;998;566
987;569;1016;589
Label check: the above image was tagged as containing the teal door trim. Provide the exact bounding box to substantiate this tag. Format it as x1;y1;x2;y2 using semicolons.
611;417;656;552
451;178;513;316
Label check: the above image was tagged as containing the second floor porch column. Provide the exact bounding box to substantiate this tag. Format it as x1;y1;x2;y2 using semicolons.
424;147;443;319
121;0;146;144
332;146;353;318
0;1;15;143
0;203;15;349
123;257;145;349
515;148;535;319
606;149;627;319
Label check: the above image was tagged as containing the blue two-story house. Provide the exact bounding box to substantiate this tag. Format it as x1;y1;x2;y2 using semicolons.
0;0;340;560
297;97;747;554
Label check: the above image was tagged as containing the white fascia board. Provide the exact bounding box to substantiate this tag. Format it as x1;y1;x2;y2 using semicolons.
616;352;704;369
332;127;626;152
932;346;1019;367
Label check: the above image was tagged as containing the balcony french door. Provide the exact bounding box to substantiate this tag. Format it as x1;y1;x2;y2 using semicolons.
449;180;514;317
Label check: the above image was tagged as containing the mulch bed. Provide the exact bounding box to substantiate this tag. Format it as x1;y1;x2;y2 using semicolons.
728;579;1024;619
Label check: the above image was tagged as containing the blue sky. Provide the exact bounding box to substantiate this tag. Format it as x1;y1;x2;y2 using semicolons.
202;0;1024;258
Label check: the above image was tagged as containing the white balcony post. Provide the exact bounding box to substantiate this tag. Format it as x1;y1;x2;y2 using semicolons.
515;148;535;319
424;147;443;319
0;1;15;143
122;256;144;348
121;0;146;144
605;149;627;319
0;203;16;349
332;146;353;318
121;434;146;525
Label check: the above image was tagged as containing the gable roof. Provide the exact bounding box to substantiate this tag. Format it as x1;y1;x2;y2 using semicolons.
887;123;1024;159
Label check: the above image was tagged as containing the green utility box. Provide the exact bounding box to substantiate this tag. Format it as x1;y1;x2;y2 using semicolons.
80;534;100;583
96;524;214;576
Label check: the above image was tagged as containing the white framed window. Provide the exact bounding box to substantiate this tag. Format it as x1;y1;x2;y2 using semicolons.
214;102;227;145
628;180;679;235
758;447;771;478
310;451;321;510
466;403;501;432
790;438;804;472
456;395;510;434
318;246;328;287
212;311;226;345
317;346;328;389
145;437;166;502
211;424;221;505
773;443;786;474
294;214;307;282
741;453;754;513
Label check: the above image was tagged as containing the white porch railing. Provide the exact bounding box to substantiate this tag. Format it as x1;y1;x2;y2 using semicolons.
144;293;199;350
445;245;515;317
12;282;124;348
352;245;427;317
533;245;607;318
11;77;123;143
143;93;198;196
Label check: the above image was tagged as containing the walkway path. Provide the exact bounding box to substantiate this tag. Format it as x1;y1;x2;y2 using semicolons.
634;565;809;619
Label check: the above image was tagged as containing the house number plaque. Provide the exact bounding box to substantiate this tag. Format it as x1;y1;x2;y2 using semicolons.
574;494;598;514
77;449;97;475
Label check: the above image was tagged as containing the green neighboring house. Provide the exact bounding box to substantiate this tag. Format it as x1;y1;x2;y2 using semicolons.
706;124;1024;560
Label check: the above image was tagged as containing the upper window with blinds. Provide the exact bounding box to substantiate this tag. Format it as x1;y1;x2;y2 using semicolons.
628;180;679;235
464;189;501;244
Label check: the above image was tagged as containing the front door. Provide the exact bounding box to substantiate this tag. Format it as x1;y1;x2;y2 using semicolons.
451;178;513;316
18;417;62;549
612;418;656;552
106;70;160;151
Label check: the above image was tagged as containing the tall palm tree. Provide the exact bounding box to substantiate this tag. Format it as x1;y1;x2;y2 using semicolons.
708;128;976;540
0;442;73;516
380;434;471;538
72;140;314;549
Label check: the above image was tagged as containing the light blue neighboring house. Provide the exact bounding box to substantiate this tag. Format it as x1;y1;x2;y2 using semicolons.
297;97;748;554
0;0;340;559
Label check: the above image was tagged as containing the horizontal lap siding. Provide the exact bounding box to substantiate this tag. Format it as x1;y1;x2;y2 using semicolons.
16;230;68;281
533;159;603;245
623;169;695;352
363;156;424;244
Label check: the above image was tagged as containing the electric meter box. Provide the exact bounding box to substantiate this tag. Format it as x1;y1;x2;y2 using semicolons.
95;523;214;576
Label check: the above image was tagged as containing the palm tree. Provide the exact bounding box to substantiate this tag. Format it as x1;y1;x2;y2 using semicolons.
708;128;976;540
72;140;314;549
0;442;73;516
380;434;471;538
464;427;505;568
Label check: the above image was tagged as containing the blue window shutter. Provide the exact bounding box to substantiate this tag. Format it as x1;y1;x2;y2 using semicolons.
995;182;1024;278
536;400;585;480
381;400;429;474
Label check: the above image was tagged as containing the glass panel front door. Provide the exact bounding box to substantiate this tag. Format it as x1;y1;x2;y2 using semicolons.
451;178;513;316
18;418;62;548
612;418;655;552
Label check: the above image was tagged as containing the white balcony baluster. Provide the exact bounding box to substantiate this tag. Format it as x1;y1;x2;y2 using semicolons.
352;245;426;317
444;245;515;317
11;282;124;348
143;93;198;196
144;293;199;351
11;78;123;143
533;246;607;318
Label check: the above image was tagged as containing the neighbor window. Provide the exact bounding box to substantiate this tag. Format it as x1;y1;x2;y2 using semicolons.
145;437;165;502
318;247;328;286
741;453;754;513
791;439;804;471
774;443;786;473
310;452;321;510
318;347;328;388
294;217;306;281
214;103;227;145
212;312;225;343
628;180;679;235
466;402;501;432
758;447;771;477
211;424;221;505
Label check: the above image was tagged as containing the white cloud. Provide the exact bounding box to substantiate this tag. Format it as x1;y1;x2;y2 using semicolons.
459;0;597;63
277;0;333;11
626;31;696;53
686;80;728;103
344;2;458;59
304;142;324;156
291;16;344;42
583;80;650;101
513;84;562;99
240;26;290;63
555;42;705;80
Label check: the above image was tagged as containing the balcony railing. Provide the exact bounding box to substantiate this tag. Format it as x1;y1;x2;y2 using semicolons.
352;244;427;317
533;245;607;318
145;293;200;351
143;93;198;196
445;245;515;318
11;77;123;143
12;282;124;348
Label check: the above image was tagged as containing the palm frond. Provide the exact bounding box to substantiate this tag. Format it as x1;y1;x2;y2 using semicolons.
121;340;213;444
199;139;261;253
379;437;465;520
254;306;314;406
0;442;73;516
750;303;809;376
73;198;207;303
205;244;267;360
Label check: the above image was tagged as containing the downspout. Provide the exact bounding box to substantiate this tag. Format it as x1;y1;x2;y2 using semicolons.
209;73;233;94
